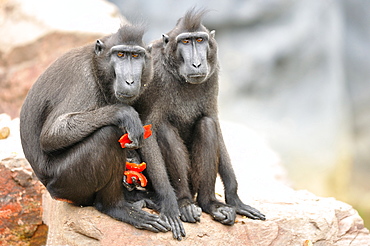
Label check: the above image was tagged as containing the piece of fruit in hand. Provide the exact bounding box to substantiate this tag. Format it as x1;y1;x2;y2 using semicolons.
118;124;152;148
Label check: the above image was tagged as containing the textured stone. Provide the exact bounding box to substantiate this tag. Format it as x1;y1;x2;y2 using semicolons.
0;158;45;245
43;189;370;246
42;122;370;245
0;127;10;139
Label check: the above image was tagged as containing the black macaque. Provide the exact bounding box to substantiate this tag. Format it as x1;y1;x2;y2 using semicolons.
133;9;266;240
19;25;171;233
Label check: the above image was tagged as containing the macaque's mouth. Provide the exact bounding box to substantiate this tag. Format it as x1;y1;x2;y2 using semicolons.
186;74;207;84
116;92;137;99
188;74;206;78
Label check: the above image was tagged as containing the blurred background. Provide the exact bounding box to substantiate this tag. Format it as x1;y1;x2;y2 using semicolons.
1;0;369;229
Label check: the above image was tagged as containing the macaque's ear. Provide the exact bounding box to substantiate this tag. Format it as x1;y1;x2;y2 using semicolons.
147;43;153;53
162;34;170;47
95;39;105;56
210;30;216;39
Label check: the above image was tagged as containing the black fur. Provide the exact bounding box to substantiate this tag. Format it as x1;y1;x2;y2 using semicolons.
134;9;265;240
20;25;170;233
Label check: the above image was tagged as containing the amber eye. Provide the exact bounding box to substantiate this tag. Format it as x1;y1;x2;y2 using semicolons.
196;38;203;43
117;52;125;57
132;53;139;58
182;39;190;44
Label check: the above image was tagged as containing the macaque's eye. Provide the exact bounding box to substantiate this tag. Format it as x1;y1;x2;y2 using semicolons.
181;39;190;44
132;53;139;58
117;52;125;57
196;38;203;43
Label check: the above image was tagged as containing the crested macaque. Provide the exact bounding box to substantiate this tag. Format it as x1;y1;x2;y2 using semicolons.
20;25;171;233
133;9;265;241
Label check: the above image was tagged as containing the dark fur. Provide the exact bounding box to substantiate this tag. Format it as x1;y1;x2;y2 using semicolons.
20;25;170;233
134;9;265;240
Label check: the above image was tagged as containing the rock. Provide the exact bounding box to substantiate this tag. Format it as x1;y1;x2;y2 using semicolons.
43;122;370;245
0;127;10;139
43;184;370;246
0;0;125;117
0;157;45;246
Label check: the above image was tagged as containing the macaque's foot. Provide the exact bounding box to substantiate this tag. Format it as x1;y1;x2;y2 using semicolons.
208;202;236;225
235;203;266;221
227;196;266;221
160;211;186;241
179;202;202;223
128;208;171;233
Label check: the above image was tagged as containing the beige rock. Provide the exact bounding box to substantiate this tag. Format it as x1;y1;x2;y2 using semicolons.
0;126;10;139
42;122;370;246
43;190;370;246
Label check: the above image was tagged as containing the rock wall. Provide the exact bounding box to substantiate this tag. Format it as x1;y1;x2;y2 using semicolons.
0;0;124;118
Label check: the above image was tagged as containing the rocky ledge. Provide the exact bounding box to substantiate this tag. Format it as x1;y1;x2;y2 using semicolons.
43;189;370;246
43;121;370;246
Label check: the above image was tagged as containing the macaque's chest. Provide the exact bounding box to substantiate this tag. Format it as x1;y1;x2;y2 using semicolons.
167;98;205;135
162;82;214;140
